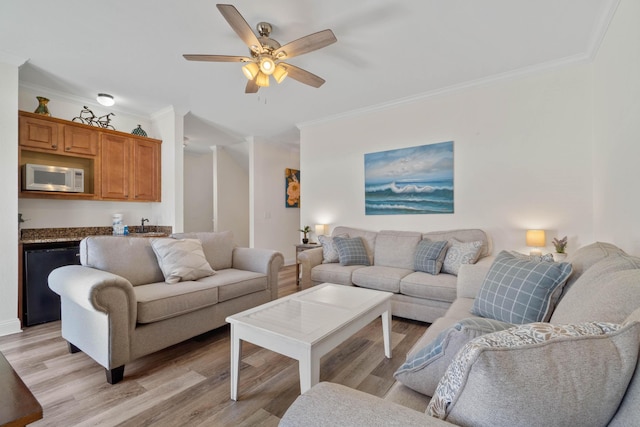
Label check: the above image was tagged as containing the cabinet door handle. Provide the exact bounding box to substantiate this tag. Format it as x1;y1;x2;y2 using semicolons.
65;146;71;151
51;144;57;149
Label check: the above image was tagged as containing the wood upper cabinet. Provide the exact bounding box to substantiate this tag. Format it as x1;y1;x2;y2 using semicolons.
132;138;160;201
100;134;161;202
19;111;161;202
100;134;130;200
19;114;60;151
63;125;99;155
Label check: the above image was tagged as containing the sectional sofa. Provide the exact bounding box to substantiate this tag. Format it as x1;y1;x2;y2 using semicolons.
49;231;283;384
282;242;640;426
297;226;491;323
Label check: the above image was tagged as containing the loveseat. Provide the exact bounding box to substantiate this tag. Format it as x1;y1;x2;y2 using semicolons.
281;242;640;426
49;231;283;384
298;226;491;323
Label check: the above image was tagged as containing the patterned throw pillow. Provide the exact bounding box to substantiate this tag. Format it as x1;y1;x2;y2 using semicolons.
318;234;347;264
414;240;448;275
471;250;572;323
427;321;640;427
394;317;513;396
150;238;216;284
441;239;483;276
333;236;371;266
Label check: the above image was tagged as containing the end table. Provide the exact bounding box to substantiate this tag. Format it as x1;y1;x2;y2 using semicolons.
295;243;319;287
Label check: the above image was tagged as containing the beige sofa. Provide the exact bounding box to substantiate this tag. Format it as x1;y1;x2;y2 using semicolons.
49;231;283;384
298;226;491;323
281;242;640;426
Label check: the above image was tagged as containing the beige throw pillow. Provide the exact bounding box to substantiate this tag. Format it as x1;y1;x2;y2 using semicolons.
150;238;216;284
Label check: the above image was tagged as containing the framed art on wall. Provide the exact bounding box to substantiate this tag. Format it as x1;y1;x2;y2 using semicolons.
285;168;300;208
364;141;454;215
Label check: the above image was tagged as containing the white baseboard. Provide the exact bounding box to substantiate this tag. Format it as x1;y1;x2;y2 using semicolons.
0;318;22;337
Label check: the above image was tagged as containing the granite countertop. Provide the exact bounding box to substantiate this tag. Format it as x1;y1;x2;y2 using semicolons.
20;226;173;244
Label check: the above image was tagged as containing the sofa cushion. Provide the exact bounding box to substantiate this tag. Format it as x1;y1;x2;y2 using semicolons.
333;236;371;266
441;239;483;276
134;280;219;323
428;321;640;427
311;264;365;286
374;230;422;270
318;234;346;264
609;308;640;426
352;266;413;293
394;317;513;396
550;252;640;324
400;272;457;303
80;236;165;286
171;231;235;270
471;250;572;323
562;241;626;295
414;240;448;274
150;238;216;284
204;269;268;302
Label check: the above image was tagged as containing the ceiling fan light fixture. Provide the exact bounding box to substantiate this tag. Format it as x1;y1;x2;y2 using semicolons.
272;64;288;83
96;93;115;106
255;71;270;87
259;56;276;75
242;62;259;80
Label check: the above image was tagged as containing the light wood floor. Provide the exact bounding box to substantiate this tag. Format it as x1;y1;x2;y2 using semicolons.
0;265;429;426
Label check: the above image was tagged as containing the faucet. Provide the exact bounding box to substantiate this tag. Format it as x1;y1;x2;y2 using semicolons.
140;218;149;233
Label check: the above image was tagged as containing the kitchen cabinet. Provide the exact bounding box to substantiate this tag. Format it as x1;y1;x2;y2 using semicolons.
100;133;161;201
18;111;161;202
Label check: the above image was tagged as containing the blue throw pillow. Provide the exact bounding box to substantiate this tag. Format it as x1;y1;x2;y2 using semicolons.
471;250;573;324
414;240;448;274
333;236;371;266
394;317;513;396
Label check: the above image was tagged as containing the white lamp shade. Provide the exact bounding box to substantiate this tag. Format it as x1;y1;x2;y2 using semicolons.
255;71;270;87
315;224;327;236
526;230;546;247
242;62;259;80
272;64;288;83
259;56;275;75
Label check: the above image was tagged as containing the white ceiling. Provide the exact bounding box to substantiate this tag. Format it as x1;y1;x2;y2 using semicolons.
0;0;618;152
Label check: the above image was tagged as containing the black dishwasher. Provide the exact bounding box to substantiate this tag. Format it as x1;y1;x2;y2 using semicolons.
23;241;81;326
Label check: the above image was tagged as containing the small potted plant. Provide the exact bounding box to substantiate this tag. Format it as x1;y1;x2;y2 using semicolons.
552;236;568;261
299;225;311;244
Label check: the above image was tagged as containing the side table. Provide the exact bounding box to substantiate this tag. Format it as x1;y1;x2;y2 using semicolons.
295;243;319;287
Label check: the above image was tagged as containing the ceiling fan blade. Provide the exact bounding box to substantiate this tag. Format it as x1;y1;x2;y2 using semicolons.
245;78;259;93
281;63;326;88
274;29;337;60
183;54;252;62
216;4;261;51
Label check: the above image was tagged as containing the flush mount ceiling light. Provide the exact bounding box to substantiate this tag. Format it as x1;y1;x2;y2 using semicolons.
96;93;115;106
183;4;336;94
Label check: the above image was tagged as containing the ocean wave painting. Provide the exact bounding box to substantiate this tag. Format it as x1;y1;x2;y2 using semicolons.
365;141;454;215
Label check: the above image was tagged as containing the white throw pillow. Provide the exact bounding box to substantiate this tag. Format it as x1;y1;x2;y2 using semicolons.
150;238;216;284
441;239;483;276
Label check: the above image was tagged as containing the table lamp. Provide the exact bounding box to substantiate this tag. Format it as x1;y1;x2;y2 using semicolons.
526;229;546;256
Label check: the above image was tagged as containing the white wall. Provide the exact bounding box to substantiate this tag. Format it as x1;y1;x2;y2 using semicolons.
184;150;214;232
300;64;595;255
214;145;250;246
0;59;21;336
593;0;640;254
251;139;300;264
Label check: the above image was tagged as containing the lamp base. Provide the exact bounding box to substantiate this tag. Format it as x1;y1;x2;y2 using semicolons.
529;249;542;256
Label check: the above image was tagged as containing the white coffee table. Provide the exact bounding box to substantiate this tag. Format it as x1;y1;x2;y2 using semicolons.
226;283;393;400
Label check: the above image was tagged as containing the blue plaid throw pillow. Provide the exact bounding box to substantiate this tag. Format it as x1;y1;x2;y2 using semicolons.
414;240;448;274
472;250;573;324
333;236;370;266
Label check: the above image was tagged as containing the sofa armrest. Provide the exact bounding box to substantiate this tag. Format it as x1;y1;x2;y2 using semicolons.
280;382;455;427
232;247;284;300
297;247;324;289
48;265;137;369
456;256;493;299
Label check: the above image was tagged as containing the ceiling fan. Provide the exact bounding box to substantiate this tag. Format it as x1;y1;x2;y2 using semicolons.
183;4;337;93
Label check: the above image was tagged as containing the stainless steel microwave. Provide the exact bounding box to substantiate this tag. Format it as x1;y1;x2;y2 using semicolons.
22;163;85;193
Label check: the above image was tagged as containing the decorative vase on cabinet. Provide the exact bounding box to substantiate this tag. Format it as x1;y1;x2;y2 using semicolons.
34;96;51;116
